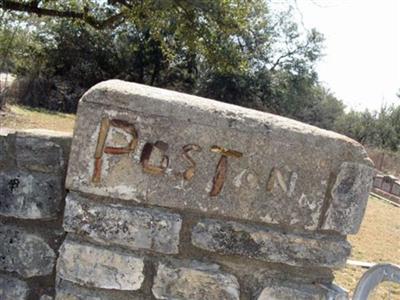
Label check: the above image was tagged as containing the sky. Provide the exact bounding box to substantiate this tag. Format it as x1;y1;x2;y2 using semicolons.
272;0;400;111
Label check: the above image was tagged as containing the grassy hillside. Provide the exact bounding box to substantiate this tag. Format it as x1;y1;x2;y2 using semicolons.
1;105;399;299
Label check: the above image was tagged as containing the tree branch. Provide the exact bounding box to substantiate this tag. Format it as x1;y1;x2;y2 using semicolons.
108;0;133;9
269;48;297;71
269;35;313;72
1;0;125;29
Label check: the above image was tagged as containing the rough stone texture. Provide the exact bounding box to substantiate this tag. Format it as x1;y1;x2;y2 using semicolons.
392;181;400;196
63;192;182;254
0;82;368;299
0;131;12;167
152;261;240;300
0;141;6;165
66;80;374;234
55;279;147;300
373;175;383;188
214;259;336;299
0;170;63;219
16;129;72;149
57;239;144;290
0;225;56;277
257;282;348;300
0;274;29;300
0;129;71;171
321;162;376;234
192;219;350;268
15;134;64;173
0;128;15;168
0;129;69;298
382;180;392;193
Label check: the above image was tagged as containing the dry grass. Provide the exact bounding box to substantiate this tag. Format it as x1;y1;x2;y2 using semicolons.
1;105;399;298
334;196;400;299
0;104;75;132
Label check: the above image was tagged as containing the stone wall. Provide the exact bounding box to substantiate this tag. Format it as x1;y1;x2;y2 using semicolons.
367;148;400;204
55;80;375;300
0;80;376;299
372;174;400;204
0;129;71;300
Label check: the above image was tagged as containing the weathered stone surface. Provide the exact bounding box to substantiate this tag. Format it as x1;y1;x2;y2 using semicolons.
257;282;348;300
66;80;374;234
57;239;144;290
40;295;53;300
0;170;63;219
152;261;240;300
56;287;102;300
63;192;182;254
392;181;400;196
15;134;64;173
0;274;29;300
373;175;383;188
56;279;147;300
192;219;350;268
0;225;56;277
215;258;334;290
321;162;376;234
382;180;392;193
17;129;72;150
0;131;11;167
0;129;17;170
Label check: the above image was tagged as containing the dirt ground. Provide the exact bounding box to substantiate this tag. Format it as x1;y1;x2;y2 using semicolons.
334;196;400;299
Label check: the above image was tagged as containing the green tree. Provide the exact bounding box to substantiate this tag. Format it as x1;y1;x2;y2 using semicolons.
334;105;400;151
1;0;346;133
1;0;264;74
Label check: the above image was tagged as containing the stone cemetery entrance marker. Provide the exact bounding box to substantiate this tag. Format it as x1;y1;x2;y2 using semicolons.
67;80;374;234
60;80;375;299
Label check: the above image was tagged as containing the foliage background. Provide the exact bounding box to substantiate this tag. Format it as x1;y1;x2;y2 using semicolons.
1;0;399;151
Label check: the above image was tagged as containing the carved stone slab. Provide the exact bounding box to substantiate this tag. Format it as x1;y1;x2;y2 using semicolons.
66;80;375;234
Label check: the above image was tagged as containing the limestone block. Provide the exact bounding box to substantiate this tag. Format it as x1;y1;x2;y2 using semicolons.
391;181;400;196
381;176;393;193
152;261;240;300
0;225;56;277
56;288;101;300
15;134;64;173
63;192;182;254
55;280;147;300
0;131;12;167
0;274;29;300
321;162;376;233
192;219;350;268
373;175;383;188
16;129;72;161
0;170;63;219
57;239;144;290
66;80;374;234
0;128;15;168
0;138;6;163
257;282;348;300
